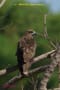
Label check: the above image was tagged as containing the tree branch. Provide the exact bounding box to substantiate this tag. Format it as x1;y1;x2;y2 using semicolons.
43;14;56;49
0;65;18;76
39;46;60;90
2;65;49;89
32;49;56;64
0;50;56;76
0;0;6;8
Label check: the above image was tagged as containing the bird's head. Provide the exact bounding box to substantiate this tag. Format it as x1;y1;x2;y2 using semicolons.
24;29;37;40
26;29;37;36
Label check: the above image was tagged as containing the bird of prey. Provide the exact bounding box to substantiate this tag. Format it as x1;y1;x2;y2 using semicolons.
16;29;37;76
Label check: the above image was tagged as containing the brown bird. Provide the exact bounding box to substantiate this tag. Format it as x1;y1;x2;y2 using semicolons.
16;29;37;76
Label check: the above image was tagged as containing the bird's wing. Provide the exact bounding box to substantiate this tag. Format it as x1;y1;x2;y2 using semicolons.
19;36;37;72
18;37;36;61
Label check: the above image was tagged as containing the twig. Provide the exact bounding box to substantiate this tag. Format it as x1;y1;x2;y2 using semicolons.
43;14;56;49
39;46;60;90
0;50;56;76
32;50;56;64
0;65;18;76
2;65;49;89
0;0;6;8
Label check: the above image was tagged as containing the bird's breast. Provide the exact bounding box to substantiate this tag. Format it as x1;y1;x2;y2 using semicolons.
23;46;36;62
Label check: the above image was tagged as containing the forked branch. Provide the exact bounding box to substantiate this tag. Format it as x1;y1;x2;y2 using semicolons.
0;50;56;76
39;45;60;90
2;65;49;89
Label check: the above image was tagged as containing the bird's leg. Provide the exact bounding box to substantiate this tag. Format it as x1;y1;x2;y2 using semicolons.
19;65;28;77
23;61;26;64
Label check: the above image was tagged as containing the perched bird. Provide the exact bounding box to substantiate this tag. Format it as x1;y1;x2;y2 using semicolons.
16;29;37;76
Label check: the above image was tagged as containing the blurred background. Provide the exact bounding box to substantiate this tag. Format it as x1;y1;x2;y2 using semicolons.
0;0;60;90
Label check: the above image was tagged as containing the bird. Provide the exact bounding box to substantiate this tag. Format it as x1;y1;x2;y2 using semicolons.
16;29;37;76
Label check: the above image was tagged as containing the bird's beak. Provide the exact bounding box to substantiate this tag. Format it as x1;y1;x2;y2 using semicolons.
32;31;37;36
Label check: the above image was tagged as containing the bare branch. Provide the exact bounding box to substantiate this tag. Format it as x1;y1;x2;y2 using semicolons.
21;84;24;90
39;46;60;90
31;76;38;90
0;65;18;76
43;14;56;49
2;65;49;89
0;50;56;76
0;0;6;8
32;50;56;64
43;14;48;38
36;14;56;49
58;62;60;88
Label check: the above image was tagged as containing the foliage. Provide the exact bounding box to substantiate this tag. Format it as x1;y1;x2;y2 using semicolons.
0;0;60;90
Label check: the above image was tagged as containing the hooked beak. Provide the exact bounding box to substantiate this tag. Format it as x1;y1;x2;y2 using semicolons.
32;31;37;36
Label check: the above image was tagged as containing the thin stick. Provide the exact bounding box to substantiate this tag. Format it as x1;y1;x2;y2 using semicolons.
39;46;60;90
2;65;49;89
0;0;6;8
0;50;56;76
43;14;56;49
